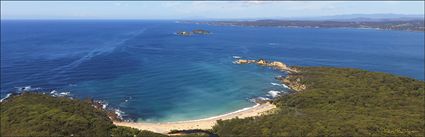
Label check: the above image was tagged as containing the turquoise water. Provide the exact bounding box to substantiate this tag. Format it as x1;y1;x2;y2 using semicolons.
1;20;424;122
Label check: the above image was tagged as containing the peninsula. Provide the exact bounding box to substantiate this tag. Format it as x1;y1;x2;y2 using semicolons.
183;20;425;32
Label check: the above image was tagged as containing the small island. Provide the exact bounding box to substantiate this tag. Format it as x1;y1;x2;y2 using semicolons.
176;29;210;36
192;29;210;35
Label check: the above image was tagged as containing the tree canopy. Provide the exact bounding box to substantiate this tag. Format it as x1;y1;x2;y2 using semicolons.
0;93;167;137
213;67;424;136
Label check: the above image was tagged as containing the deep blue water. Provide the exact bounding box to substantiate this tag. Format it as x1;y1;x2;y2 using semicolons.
1;20;424;122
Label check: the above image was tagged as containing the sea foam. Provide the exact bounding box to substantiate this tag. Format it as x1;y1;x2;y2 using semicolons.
50;90;71;97
232;56;242;59
281;84;289;89
271;82;290;89
0;93;12;102
16;86;41;92
267;90;281;98
270;83;281;86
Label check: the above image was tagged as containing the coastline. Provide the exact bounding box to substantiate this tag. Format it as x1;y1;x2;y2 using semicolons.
114;102;276;134
114;59;297;134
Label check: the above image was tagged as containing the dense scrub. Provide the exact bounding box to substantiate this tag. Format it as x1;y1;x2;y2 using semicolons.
0;93;165;136
111;126;167;137
213;67;425;136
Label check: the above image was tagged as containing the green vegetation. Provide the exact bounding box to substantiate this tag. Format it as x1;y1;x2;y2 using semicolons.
0;93;165;137
111;126;167;137
213;67;424;136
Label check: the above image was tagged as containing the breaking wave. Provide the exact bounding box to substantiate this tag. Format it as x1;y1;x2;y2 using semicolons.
267;90;282;98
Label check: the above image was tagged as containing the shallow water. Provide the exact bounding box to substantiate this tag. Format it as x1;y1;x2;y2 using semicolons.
1;20;424;122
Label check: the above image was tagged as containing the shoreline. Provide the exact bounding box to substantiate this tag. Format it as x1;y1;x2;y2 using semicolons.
114;102;276;134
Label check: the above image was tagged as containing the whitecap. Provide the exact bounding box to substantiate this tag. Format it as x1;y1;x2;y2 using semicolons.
232;56;241;59
270;83;282;86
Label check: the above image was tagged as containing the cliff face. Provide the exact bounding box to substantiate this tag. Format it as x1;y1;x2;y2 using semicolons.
234;59;305;92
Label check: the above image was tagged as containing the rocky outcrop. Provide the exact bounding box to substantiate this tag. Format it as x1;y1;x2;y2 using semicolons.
277;75;306;92
234;58;305;92
234;59;256;64
176;29;210;36
192;29;210;35
176;31;192;36
234;59;298;73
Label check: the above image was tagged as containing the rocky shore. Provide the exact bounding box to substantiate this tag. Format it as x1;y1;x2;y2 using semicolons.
234;59;298;73
277;75;306;92
234;58;306;92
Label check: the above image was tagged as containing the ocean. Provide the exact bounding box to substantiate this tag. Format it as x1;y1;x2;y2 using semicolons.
1;20;424;122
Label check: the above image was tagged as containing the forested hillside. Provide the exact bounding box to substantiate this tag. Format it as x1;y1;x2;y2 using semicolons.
213;67;424;136
0;93;167;137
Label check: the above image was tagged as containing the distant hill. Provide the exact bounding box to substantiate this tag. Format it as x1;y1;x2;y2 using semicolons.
297;14;424;21
185;14;424;22
186;18;425;31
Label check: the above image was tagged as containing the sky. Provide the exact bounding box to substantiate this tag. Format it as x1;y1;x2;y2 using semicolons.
1;1;424;20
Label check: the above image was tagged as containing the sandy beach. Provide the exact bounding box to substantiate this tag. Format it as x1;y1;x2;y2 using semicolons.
114;102;276;134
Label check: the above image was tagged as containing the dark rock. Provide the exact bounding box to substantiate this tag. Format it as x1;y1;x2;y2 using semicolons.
176;31;192;36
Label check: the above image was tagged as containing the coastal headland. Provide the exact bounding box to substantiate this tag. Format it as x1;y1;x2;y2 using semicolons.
234;58;306;91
